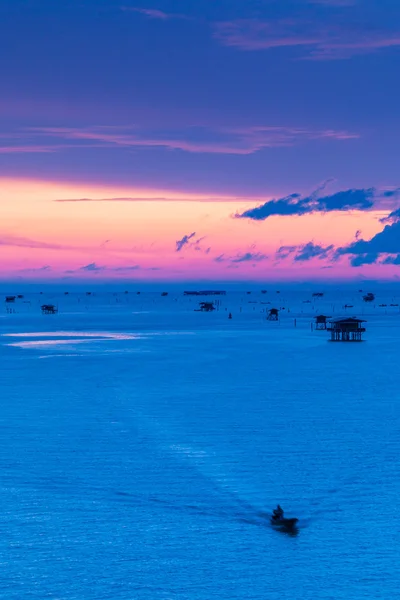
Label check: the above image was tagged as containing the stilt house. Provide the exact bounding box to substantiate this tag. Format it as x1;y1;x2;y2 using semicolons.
315;314;331;330
327;317;366;342
267;308;279;321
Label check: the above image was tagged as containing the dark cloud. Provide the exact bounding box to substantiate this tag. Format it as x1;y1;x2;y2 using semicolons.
175;233;210;254
294;242;334;261
276;246;297;260
276;242;334;262
213;250;268;264
176;232;196;252
18;265;52;273
380;207;400;224
337;210;400;266
231;251;268;263
80;263;106;272
112;265;141;272
68;264;158;274
236;187;375;221
350;253;379;267
382;254;400;265
383;189;400;198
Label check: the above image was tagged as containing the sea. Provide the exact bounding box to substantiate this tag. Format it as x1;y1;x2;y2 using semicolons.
1;287;400;599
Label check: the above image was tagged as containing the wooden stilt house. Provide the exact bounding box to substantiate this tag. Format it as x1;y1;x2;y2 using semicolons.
327;317;366;342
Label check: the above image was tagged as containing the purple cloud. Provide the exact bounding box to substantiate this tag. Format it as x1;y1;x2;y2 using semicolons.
213;18;400;60
176;232;196;252
32;124;357;156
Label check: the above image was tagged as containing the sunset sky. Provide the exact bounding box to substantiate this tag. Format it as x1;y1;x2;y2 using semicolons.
1;0;400;281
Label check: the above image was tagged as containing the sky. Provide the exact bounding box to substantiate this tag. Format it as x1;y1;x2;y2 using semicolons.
1;0;400;282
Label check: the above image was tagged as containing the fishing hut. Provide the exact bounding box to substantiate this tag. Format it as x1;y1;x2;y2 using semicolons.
41;304;58;315
5;296;16;303
327;317;366;342
267;308;279;321
315;314;331;330
196;302;215;312
363;292;375;303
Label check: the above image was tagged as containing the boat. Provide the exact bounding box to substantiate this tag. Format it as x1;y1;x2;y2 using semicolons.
270;506;298;531
270;516;299;531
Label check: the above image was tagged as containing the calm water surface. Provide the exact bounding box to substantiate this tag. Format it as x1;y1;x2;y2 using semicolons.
1;293;400;599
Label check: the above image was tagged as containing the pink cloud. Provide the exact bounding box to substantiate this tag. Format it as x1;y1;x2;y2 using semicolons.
213;19;400;59
31;123;358;156
0;145;56;154
121;7;188;20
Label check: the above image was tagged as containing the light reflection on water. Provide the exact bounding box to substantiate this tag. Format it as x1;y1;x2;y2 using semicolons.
2;331;140;339
1;330;194;352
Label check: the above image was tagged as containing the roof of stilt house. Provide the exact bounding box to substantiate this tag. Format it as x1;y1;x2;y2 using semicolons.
329;317;366;324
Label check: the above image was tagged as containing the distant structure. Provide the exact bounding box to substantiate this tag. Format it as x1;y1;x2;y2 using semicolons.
267;308;279;321
17;294;24;299
327;317;366;342
363;292;375;303
161;292;168;297
312;292;324;298
196;302;215;312
5;296;16;303
41;304;58;315
184;290;226;296
315;314;331;330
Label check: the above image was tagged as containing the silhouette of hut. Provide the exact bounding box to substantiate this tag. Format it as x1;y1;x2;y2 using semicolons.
327;317;366;342
5;296;16;303
41;304;58;315
315;314;331;330
363;292;375;303
196;302;215;312
267;308;279;321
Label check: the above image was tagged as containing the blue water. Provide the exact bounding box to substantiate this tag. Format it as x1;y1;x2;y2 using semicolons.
2;292;400;599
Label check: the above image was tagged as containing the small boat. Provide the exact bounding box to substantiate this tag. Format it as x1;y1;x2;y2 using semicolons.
270;506;298;532
270;516;298;531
